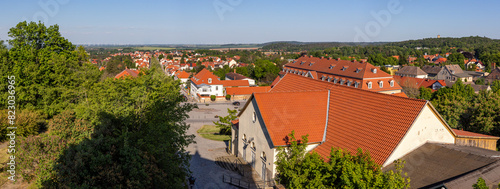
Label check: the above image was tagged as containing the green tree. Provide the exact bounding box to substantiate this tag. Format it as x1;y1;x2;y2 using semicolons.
276;131;410;189
2;21;101;116
419;87;432;100
213;108;237;135
492;80;500;94
475;78;486;85
472;177;488;189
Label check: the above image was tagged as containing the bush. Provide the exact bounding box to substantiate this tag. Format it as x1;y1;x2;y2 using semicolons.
226;94;231;100
16;134;68;187
0;109;44;141
210;95;216;101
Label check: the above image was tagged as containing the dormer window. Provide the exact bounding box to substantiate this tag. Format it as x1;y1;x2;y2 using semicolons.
309;62;315;66
333;78;338;84
379;81;383;88
208;78;212;83
327;77;332;82
355;68;362;73
342;66;348;71
390;80;394;87
300;61;306;65
321;76;326;81
339;79;344;85
293;60;297;63
367;81;372;89
354;82;359;88
329;64;336;69
347;80;352;86
372;68;377;73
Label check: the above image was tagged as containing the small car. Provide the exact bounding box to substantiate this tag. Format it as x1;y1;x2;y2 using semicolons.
232;101;241;106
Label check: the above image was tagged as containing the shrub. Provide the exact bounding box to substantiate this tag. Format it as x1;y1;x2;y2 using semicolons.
0;109;44;141
226;94;231;100
210;95;216;101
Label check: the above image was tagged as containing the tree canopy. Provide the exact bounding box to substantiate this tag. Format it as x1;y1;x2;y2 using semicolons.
2;21;196;188
275;131;410;189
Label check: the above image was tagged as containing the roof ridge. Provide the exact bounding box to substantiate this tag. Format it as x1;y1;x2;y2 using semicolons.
287;73;426;103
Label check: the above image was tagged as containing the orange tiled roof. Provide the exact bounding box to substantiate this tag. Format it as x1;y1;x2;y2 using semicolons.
270;76;281;88
253;91;329;146
270;74;427;165
226;86;271;95
115;69;140;79
175;70;190;79
220;80;250;87
392;92;408;98
452;129;500;139
284;56;402;92
191;68;222;85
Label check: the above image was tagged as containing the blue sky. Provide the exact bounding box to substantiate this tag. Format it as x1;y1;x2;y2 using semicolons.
1;0;499;44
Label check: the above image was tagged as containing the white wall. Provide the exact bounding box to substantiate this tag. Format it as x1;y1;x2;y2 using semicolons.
244;78;256;86
237;98;276;181
416;75;428;79
383;104;455;167
237;98;322;180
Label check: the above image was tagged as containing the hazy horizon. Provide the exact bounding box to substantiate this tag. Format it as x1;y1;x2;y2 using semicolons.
1;0;499;44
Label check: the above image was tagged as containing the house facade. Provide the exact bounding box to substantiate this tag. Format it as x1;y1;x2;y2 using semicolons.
395;66;428;78
190;69;224;98
436;65;473;82
225;71;256;86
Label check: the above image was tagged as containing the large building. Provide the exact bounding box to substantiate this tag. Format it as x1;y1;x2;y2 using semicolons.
282;56;403;94
231;73;499;184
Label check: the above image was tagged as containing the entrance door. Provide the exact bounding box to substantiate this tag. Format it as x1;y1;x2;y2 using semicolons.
262;161;266;181
243;147;246;162
251;151;256;168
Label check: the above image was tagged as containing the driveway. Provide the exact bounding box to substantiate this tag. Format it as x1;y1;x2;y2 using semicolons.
185;102;245;189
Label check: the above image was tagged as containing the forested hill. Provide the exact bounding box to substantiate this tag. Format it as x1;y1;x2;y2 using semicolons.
261;36;500;52
261;41;386;51
384;36;500;50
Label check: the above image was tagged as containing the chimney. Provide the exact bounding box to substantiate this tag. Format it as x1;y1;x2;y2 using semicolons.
494;63;496;70
310;55;313;58
234;68;236;73
337;58;341;61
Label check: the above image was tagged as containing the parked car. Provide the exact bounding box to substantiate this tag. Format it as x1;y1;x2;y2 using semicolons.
232;101;241;106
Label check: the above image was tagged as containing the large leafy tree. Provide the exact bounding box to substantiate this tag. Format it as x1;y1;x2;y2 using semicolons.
275;131;410;189
2;21;101;116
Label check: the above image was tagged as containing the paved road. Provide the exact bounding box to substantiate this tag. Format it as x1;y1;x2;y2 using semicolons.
185;102;245;189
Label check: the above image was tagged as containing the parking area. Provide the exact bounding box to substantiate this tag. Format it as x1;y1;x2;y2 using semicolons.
185;102;246;189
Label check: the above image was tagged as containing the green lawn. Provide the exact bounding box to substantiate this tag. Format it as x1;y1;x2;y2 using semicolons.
197;125;230;141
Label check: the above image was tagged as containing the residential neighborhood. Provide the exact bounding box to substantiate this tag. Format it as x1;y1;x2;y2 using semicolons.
2;1;500;189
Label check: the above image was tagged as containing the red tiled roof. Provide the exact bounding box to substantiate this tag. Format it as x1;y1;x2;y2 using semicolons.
392;92;408;98
220;80;250;87
191;68;222;85
253;91;329;146
452;129;500;139
226;86;271;96
270;76;281;88
284;56;402;92
175;70;190;79
115;69;140;79
270;74;427;165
